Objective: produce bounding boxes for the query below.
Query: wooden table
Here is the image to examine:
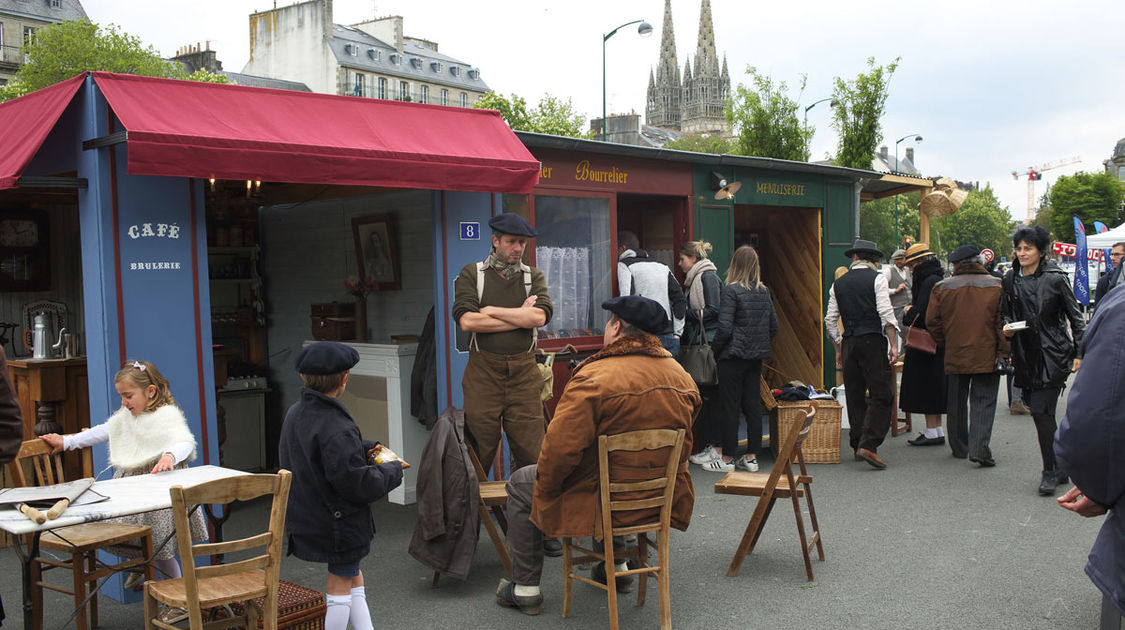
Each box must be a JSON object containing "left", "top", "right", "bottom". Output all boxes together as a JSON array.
[
  {"left": 7, "top": 358, "right": 90, "bottom": 480},
  {"left": 0, "top": 465, "right": 249, "bottom": 630}
]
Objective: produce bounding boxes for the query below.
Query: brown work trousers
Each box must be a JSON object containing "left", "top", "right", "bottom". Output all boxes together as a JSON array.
[{"left": 462, "top": 348, "right": 545, "bottom": 475}]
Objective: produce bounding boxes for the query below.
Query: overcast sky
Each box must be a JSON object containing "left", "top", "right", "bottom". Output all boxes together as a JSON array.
[{"left": 84, "top": 0, "right": 1125, "bottom": 227}]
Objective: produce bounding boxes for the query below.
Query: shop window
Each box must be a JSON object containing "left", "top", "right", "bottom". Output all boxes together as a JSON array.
[{"left": 533, "top": 195, "right": 612, "bottom": 337}]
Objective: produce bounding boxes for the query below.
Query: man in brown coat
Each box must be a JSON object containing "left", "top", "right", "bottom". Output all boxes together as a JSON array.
[
  {"left": 495, "top": 296, "right": 700, "bottom": 615},
  {"left": 926, "top": 245, "right": 1008, "bottom": 466}
]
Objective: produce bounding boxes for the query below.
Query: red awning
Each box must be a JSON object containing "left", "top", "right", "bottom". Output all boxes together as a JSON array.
[
  {"left": 91, "top": 72, "right": 540, "bottom": 193},
  {"left": 0, "top": 74, "right": 85, "bottom": 190}
]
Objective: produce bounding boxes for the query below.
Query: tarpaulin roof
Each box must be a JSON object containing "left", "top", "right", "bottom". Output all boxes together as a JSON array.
[
  {"left": 0, "top": 74, "right": 85, "bottom": 190},
  {"left": 0, "top": 72, "right": 540, "bottom": 193}
]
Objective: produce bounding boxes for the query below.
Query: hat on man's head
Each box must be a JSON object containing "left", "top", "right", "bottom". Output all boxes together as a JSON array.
[
  {"left": 891, "top": 248, "right": 906, "bottom": 261},
  {"left": 903, "top": 243, "right": 934, "bottom": 264},
  {"left": 844, "top": 239, "right": 883, "bottom": 259},
  {"left": 295, "top": 341, "right": 360, "bottom": 375},
  {"left": 948, "top": 244, "right": 981, "bottom": 263},
  {"left": 601, "top": 296, "right": 670, "bottom": 335},
  {"left": 488, "top": 213, "right": 537, "bottom": 238}
]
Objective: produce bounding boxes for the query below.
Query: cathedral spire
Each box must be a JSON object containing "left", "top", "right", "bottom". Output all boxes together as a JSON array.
[
  {"left": 656, "top": 0, "right": 678, "bottom": 85},
  {"left": 695, "top": 0, "right": 718, "bottom": 76}
]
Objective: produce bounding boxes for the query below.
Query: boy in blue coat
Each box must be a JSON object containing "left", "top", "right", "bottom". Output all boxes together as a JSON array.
[{"left": 279, "top": 341, "right": 405, "bottom": 630}]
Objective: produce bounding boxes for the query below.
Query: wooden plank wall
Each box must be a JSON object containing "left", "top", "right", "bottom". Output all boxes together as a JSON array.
[
  {"left": 733, "top": 205, "right": 823, "bottom": 388},
  {"left": 0, "top": 205, "right": 85, "bottom": 359}
]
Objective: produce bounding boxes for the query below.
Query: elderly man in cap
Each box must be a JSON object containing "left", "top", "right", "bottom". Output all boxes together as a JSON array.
[
  {"left": 927, "top": 245, "right": 1008, "bottom": 466},
  {"left": 884, "top": 248, "right": 912, "bottom": 349},
  {"left": 452, "top": 212, "right": 554, "bottom": 475},
  {"left": 824, "top": 239, "right": 899, "bottom": 469},
  {"left": 495, "top": 296, "right": 700, "bottom": 615},
  {"left": 280, "top": 341, "right": 406, "bottom": 630}
]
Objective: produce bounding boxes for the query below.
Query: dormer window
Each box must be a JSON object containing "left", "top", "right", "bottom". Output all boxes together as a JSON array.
[
  {"left": 449, "top": 65, "right": 461, "bottom": 77},
  {"left": 430, "top": 61, "right": 442, "bottom": 73},
  {"left": 367, "top": 48, "right": 380, "bottom": 60},
  {"left": 49, "top": 0, "right": 61, "bottom": 7},
  {"left": 389, "top": 53, "right": 401, "bottom": 65},
  {"left": 467, "top": 69, "right": 480, "bottom": 80},
  {"left": 410, "top": 57, "right": 422, "bottom": 69},
  {"left": 344, "top": 43, "right": 357, "bottom": 56}
]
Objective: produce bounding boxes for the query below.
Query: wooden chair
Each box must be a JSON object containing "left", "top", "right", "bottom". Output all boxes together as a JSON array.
[
  {"left": 8, "top": 438, "right": 155, "bottom": 630},
  {"left": 432, "top": 445, "right": 512, "bottom": 586},
  {"left": 143, "top": 470, "right": 292, "bottom": 630},
  {"left": 561, "top": 428, "right": 686, "bottom": 630},
  {"left": 714, "top": 406, "right": 825, "bottom": 581}
]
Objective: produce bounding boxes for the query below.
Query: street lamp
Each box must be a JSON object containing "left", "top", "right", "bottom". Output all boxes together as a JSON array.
[
  {"left": 893, "top": 133, "right": 923, "bottom": 246},
  {"left": 802, "top": 97, "right": 838, "bottom": 161},
  {"left": 602, "top": 19, "right": 653, "bottom": 142}
]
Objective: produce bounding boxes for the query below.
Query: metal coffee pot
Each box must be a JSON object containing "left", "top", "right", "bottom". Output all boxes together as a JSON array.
[{"left": 23, "top": 313, "right": 66, "bottom": 359}]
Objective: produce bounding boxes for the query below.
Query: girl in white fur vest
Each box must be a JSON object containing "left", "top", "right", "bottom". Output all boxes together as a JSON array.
[{"left": 43, "top": 360, "right": 204, "bottom": 624}]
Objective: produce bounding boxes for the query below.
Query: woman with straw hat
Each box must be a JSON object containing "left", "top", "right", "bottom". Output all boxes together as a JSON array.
[{"left": 900, "top": 243, "right": 949, "bottom": 447}]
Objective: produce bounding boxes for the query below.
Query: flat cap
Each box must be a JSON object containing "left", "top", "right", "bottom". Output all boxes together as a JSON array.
[
  {"left": 891, "top": 248, "right": 906, "bottom": 260},
  {"left": 295, "top": 341, "right": 359, "bottom": 375},
  {"left": 488, "top": 213, "right": 537, "bottom": 237},
  {"left": 601, "top": 296, "right": 670, "bottom": 335},
  {"left": 948, "top": 244, "right": 981, "bottom": 263}
]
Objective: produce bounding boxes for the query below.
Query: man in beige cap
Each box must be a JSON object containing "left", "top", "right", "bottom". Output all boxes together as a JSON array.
[{"left": 885, "top": 248, "right": 912, "bottom": 349}]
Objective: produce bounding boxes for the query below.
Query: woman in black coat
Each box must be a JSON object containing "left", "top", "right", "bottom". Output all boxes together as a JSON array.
[
  {"left": 703, "top": 245, "right": 778, "bottom": 473},
  {"left": 899, "top": 245, "right": 948, "bottom": 446},
  {"left": 679, "top": 240, "right": 725, "bottom": 466},
  {"left": 1002, "top": 225, "right": 1085, "bottom": 495}
]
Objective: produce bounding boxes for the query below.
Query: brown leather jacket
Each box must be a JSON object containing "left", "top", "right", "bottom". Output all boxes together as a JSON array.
[
  {"left": 0, "top": 348, "right": 24, "bottom": 463},
  {"left": 408, "top": 407, "right": 479, "bottom": 580},
  {"left": 926, "top": 263, "right": 1008, "bottom": 374},
  {"left": 531, "top": 335, "right": 700, "bottom": 540}
]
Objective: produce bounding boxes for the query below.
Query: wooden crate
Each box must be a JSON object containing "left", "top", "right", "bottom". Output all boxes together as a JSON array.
[
  {"left": 226, "top": 580, "right": 326, "bottom": 630},
  {"left": 769, "top": 399, "right": 842, "bottom": 464}
]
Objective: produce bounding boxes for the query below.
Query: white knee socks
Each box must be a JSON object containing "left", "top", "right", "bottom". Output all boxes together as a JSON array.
[
  {"left": 325, "top": 594, "right": 351, "bottom": 630},
  {"left": 349, "top": 586, "right": 374, "bottom": 630}
]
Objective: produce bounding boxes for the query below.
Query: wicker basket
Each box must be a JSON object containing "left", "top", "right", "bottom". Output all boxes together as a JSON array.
[
  {"left": 769, "top": 399, "right": 842, "bottom": 464},
  {"left": 225, "top": 580, "right": 326, "bottom": 630}
]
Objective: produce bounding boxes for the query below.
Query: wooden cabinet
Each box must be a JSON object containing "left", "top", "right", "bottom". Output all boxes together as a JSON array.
[{"left": 8, "top": 357, "right": 90, "bottom": 479}]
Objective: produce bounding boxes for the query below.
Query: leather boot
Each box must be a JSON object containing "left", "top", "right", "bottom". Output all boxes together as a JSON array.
[{"left": 1038, "top": 469, "right": 1061, "bottom": 496}]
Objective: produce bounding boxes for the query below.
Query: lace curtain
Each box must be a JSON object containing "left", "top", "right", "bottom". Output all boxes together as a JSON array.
[{"left": 534, "top": 196, "right": 611, "bottom": 336}]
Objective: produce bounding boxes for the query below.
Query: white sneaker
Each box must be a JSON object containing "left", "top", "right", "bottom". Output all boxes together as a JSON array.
[
  {"left": 735, "top": 456, "right": 759, "bottom": 472},
  {"left": 701, "top": 457, "right": 734, "bottom": 473},
  {"left": 689, "top": 445, "right": 720, "bottom": 465}
]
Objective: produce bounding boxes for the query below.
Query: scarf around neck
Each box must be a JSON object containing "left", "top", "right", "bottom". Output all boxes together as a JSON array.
[
  {"left": 488, "top": 248, "right": 523, "bottom": 280},
  {"left": 684, "top": 258, "right": 717, "bottom": 311}
]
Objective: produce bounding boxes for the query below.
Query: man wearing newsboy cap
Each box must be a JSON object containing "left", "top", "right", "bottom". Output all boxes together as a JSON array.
[
  {"left": 494, "top": 296, "right": 700, "bottom": 615},
  {"left": 451, "top": 213, "right": 554, "bottom": 477},
  {"left": 824, "top": 239, "right": 900, "bottom": 469}
]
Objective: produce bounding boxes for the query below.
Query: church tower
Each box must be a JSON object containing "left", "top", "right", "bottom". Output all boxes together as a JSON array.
[
  {"left": 645, "top": 0, "right": 730, "bottom": 135},
  {"left": 645, "top": 0, "right": 682, "bottom": 129}
]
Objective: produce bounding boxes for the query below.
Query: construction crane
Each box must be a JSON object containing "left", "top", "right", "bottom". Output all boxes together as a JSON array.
[{"left": 1012, "top": 156, "right": 1081, "bottom": 222}]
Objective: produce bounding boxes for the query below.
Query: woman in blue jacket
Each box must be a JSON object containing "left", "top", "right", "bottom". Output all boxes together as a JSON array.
[{"left": 702, "top": 245, "right": 778, "bottom": 473}]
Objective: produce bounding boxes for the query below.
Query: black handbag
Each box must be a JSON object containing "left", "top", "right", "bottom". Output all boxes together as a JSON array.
[{"left": 680, "top": 310, "right": 717, "bottom": 386}]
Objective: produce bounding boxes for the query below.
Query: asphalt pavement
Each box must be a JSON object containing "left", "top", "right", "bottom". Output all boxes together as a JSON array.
[{"left": 5, "top": 394, "right": 1110, "bottom": 629}]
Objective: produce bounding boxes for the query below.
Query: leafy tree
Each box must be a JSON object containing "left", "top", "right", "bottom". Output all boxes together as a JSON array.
[
  {"left": 931, "top": 187, "right": 1015, "bottom": 259},
  {"left": 831, "top": 57, "right": 900, "bottom": 170},
  {"left": 859, "top": 191, "right": 920, "bottom": 257},
  {"left": 0, "top": 20, "right": 224, "bottom": 101},
  {"left": 725, "top": 67, "right": 811, "bottom": 161},
  {"left": 663, "top": 133, "right": 732, "bottom": 154},
  {"left": 1048, "top": 171, "right": 1125, "bottom": 243},
  {"left": 528, "top": 95, "right": 586, "bottom": 138},
  {"left": 474, "top": 91, "right": 586, "bottom": 138}
]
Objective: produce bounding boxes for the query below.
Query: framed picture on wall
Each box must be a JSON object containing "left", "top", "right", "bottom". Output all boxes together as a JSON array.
[
  {"left": 351, "top": 213, "right": 401, "bottom": 290},
  {"left": 0, "top": 208, "right": 50, "bottom": 292}
]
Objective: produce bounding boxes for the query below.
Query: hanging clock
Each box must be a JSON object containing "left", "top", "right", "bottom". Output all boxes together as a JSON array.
[{"left": 0, "top": 209, "right": 50, "bottom": 292}]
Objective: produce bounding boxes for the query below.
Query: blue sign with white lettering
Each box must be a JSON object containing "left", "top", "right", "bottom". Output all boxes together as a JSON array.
[{"left": 460, "top": 221, "right": 481, "bottom": 240}]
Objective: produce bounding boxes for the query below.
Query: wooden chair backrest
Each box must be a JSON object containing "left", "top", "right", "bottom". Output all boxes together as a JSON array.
[
  {"left": 8, "top": 438, "right": 92, "bottom": 487},
  {"left": 596, "top": 428, "right": 685, "bottom": 538},
  {"left": 761, "top": 408, "right": 816, "bottom": 495},
  {"left": 169, "top": 470, "right": 292, "bottom": 603}
]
